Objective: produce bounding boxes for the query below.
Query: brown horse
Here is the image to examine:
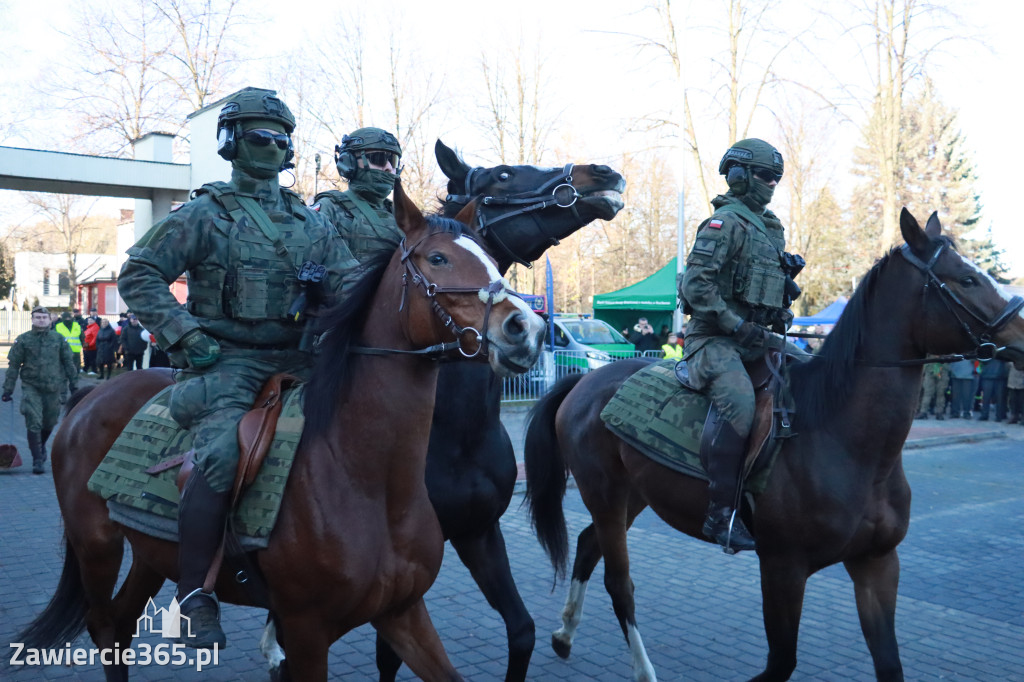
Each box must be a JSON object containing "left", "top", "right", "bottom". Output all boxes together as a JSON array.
[
  {"left": 17, "top": 181, "right": 545, "bottom": 682},
  {"left": 524, "top": 209, "right": 1024, "bottom": 682}
]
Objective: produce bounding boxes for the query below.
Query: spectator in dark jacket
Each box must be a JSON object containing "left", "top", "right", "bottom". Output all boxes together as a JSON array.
[
  {"left": 629, "top": 317, "right": 661, "bottom": 353},
  {"left": 978, "top": 359, "right": 1009, "bottom": 421},
  {"left": 119, "top": 314, "right": 148, "bottom": 371},
  {"left": 96, "top": 319, "right": 119, "bottom": 380}
]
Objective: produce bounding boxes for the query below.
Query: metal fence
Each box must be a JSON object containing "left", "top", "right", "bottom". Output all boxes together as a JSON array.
[
  {"left": 501, "top": 349, "right": 664, "bottom": 403},
  {"left": 0, "top": 310, "right": 33, "bottom": 342}
]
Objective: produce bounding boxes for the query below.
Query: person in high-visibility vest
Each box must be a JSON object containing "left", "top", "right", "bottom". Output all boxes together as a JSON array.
[
  {"left": 661, "top": 332, "right": 684, "bottom": 360},
  {"left": 54, "top": 311, "right": 83, "bottom": 373}
]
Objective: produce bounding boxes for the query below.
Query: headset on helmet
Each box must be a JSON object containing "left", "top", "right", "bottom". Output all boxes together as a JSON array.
[
  {"left": 718, "top": 138, "right": 784, "bottom": 195},
  {"left": 334, "top": 127, "right": 403, "bottom": 180},
  {"left": 216, "top": 88, "right": 297, "bottom": 169}
]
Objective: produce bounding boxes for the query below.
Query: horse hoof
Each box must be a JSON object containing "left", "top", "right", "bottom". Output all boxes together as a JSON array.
[{"left": 551, "top": 633, "right": 572, "bottom": 659}]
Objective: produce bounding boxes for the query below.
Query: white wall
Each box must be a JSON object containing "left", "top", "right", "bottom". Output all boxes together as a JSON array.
[{"left": 12, "top": 251, "right": 123, "bottom": 309}]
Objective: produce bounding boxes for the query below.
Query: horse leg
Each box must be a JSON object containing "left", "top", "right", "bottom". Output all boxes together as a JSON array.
[
  {"left": 260, "top": 615, "right": 287, "bottom": 682},
  {"left": 94, "top": 558, "right": 165, "bottom": 681},
  {"left": 844, "top": 550, "right": 904, "bottom": 682},
  {"left": 71, "top": 533, "right": 129, "bottom": 682},
  {"left": 448, "top": 522, "right": 534, "bottom": 682},
  {"left": 373, "top": 598, "right": 463, "bottom": 682},
  {"left": 750, "top": 556, "right": 809, "bottom": 682},
  {"left": 274, "top": 617, "right": 331, "bottom": 682},
  {"left": 553, "top": 496, "right": 646, "bottom": 660}
]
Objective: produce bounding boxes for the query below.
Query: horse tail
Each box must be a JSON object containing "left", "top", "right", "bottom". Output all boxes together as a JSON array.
[
  {"left": 18, "top": 535, "right": 88, "bottom": 649},
  {"left": 65, "top": 384, "right": 97, "bottom": 415},
  {"left": 524, "top": 372, "right": 585, "bottom": 580}
]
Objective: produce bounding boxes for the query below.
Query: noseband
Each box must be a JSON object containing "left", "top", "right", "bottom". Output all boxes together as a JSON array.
[
  {"left": 869, "top": 243, "right": 1024, "bottom": 367},
  {"left": 352, "top": 232, "right": 510, "bottom": 359},
  {"left": 446, "top": 163, "right": 584, "bottom": 266}
]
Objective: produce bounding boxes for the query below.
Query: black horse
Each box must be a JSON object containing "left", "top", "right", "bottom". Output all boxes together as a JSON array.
[{"left": 378, "top": 141, "right": 626, "bottom": 681}]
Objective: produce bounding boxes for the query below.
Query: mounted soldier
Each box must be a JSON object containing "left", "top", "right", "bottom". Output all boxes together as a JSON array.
[
  {"left": 679, "top": 138, "right": 804, "bottom": 552},
  {"left": 312, "top": 127, "right": 403, "bottom": 261},
  {"left": 118, "top": 87, "right": 360, "bottom": 649}
]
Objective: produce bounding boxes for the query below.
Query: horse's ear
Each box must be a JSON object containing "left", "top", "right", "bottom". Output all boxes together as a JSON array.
[
  {"left": 899, "top": 207, "right": 929, "bottom": 252},
  {"left": 435, "top": 139, "right": 469, "bottom": 186},
  {"left": 453, "top": 200, "right": 478, "bottom": 227},
  {"left": 924, "top": 211, "right": 942, "bottom": 239},
  {"left": 392, "top": 178, "right": 427, "bottom": 238}
]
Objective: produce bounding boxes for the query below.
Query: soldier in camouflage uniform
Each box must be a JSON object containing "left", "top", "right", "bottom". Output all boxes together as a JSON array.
[
  {"left": 2, "top": 307, "right": 78, "bottom": 474},
  {"left": 311, "top": 127, "right": 403, "bottom": 261},
  {"left": 679, "top": 138, "right": 803, "bottom": 553},
  {"left": 915, "top": 362, "right": 949, "bottom": 420},
  {"left": 118, "top": 88, "right": 360, "bottom": 649}
]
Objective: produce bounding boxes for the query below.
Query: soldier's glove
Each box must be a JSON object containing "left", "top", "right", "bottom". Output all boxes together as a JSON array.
[
  {"left": 170, "top": 330, "right": 221, "bottom": 369},
  {"left": 1, "top": 393, "right": 11, "bottom": 402},
  {"left": 732, "top": 321, "right": 767, "bottom": 349}
]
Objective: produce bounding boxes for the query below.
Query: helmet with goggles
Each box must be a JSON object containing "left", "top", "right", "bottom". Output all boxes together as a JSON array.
[
  {"left": 215, "top": 88, "right": 296, "bottom": 164},
  {"left": 335, "top": 127, "right": 402, "bottom": 180}
]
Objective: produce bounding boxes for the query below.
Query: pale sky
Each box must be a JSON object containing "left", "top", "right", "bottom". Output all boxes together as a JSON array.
[{"left": 2, "top": 0, "right": 1022, "bottom": 277}]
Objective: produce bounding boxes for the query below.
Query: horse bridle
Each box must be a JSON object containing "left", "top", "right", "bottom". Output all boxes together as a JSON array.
[
  {"left": 870, "top": 243, "right": 1024, "bottom": 367},
  {"left": 445, "top": 164, "right": 584, "bottom": 266},
  {"left": 352, "top": 231, "right": 510, "bottom": 360}
]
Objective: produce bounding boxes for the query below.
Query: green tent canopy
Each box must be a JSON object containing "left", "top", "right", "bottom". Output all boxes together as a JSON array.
[{"left": 592, "top": 258, "right": 680, "bottom": 336}]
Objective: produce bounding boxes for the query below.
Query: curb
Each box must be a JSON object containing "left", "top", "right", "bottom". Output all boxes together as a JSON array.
[{"left": 902, "top": 430, "right": 1008, "bottom": 450}]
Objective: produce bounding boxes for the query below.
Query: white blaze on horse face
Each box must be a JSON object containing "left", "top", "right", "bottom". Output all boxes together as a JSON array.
[
  {"left": 454, "top": 235, "right": 532, "bottom": 316},
  {"left": 966, "top": 258, "right": 1018, "bottom": 310}
]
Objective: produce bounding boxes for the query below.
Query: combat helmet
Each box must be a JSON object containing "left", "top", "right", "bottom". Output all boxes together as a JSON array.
[
  {"left": 335, "top": 127, "right": 402, "bottom": 180},
  {"left": 216, "top": 88, "right": 296, "bottom": 163},
  {"left": 718, "top": 138, "right": 784, "bottom": 194}
]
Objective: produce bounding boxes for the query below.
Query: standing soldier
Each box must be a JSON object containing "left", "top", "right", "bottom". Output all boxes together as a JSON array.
[
  {"left": 679, "top": 138, "right": 803, "bottom": 553},
  {"left": 311, "top": 127, "right": 403, "bottom": 261},
  {"left": 915, "top": 362, "right": 950, "bottom": 420},
  {"left": 2, "top": 307, "right": 78, "bottom": 474},
  {"left": 54, "top": 310, "right": 83, "bottom": 373},
  {"left": 118, "top": 88, "right": 360, "bottom": 649}
]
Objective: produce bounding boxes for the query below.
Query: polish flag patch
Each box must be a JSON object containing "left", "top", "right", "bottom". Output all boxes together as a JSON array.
[
  {"left": 708, "top": 219, "right": 723, "bottom": 229},
  {"left": 311, "top": 202, "right": 321, "bottom": 212}
]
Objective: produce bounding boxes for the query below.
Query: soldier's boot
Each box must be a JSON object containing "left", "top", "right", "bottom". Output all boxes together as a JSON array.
[
  {"left": 700, "top": 418, "right": 757, "bottom": 553},
  {"left": 39, "top": 428, "right": 52, "bottom": 464},
  {"left": 27, "top": 431, "right": 44, "bottom": 475},
  {"left": 176, "top": 469, "right": 229, "bottom": 649}
]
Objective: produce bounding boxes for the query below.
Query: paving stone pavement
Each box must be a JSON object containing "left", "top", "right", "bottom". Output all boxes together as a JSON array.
[{"left": 0, "top": 380, "right": 1022, "bottom": 680}]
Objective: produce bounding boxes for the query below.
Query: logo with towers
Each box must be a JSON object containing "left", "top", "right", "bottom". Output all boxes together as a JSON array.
[{"left": 134, "top": 597, "right": 194, "bottom": 639}]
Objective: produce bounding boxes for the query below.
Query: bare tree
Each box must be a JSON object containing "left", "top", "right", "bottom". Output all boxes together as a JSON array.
[{"left": 21, "top": 194, "right": 107, "bottom": 306}]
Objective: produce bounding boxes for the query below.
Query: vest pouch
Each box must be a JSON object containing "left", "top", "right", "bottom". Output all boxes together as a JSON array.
[
  {"left": 229, "top": 268, "right": 271, "bottom": 320},
  {"left": 741, "top": 262, "right": 787, "bottom": 309}
]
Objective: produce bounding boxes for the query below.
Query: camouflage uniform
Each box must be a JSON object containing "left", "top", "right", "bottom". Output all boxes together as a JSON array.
[
  {"left": 3, "top": 327, "right": 78, "bottom": 471},
  {"left": 119, "top": 171, "right": 359, "bottom": 492},
  {"left": 917, "top": 363, "right": 950, "bottom": 419},
  {"left": 312, "top": 189, "right": 401, "bottom": 262},
  {"left": 313, "top": 126, "right": 403, "bottom": 262},
  {"left": 679, "top": 138, "right": 799, "bottom": 553}
]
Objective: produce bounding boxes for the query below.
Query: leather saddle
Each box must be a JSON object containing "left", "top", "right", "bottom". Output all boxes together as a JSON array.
[
  {"left": 674, "top": 350, "right": 790, "bottom": 479},
  {"left": 145, "top": 372, "right": 302, "bottom": 508}
]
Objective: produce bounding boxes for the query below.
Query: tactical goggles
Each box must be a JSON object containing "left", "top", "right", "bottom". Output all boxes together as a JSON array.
[
  {"left": 752, "top": 167, "right": 783, "bottom": 183},
  {"left": 363, "top": 150, "right": 400, "bottom": 168},
  {"left": 241, "top": 129, "right": 290, "bottom": 150}
]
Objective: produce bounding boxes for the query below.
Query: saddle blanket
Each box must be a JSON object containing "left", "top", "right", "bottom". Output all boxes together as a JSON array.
[
  {"left": 599, "top": 359, "right": 776, "bottom": 494},
  {"left": 86, "top": 384, "right": 305, "bottom": 549}
]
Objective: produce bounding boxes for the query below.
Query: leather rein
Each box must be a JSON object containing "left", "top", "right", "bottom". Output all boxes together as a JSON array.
[
  {"left": 445, "top": 163, "right": 583, "bottom": 266},
  {"left": 351, "top": 232, "right": 510, "bottom": 360},
  {"left": 866, "top": 243, "right": 1024, "bottom": 367}
]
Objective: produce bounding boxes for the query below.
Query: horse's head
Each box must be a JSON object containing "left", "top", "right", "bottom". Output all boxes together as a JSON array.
[
  {"left": 436, "top": 140, "right": 625, "bottom": 271},
  {"left": 899, "top": 208, "right": 1024, "bottom": 369},
  {"left": 392, "top": 179, "right": 546, "bottom": 376}
]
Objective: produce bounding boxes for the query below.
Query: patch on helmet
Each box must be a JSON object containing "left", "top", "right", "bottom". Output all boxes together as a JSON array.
[{"left": 709, "top": 219, "right": 723, "bottom": 229}]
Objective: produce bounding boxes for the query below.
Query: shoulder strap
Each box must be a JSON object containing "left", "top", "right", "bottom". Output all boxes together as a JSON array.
[
  {"left": 715, "top": 202, "right": 783, "bottom": 257},
  {"left": 199, "top": 182, "right": 290, "bottom": 260},
  {"left": 339, "top": 189, "right": 385, "bottom": 227}
]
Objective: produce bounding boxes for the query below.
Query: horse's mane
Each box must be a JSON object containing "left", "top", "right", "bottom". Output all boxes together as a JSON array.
[
  {"left": 788, "top": 235, "right": 955, "bottom": 428},
  {"left": 302, "top": 214, "right": 479, "bottom": 440}
]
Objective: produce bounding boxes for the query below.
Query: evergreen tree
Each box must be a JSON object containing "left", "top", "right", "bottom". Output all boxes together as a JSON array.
[{"left": 0, "top": 241, "right": 13, "bottom": 300}]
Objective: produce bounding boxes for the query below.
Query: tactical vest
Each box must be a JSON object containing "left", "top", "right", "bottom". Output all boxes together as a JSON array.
[
  {"left": 315, "top": 189, "right": 400, "bottom": 262},
  {"left": 713, "top": 203, "right": 787, "bottom": 312},
  {"left": 55, "top": 321, "right": 83, "bottom": 353},
  {"left": 188, "top": 182, "right": 309, "bottom": 323}
]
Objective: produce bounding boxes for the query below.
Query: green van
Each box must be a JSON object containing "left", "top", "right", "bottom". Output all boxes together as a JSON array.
[{"left": 549, "top": 315, "right": 637, "bottom": 372}]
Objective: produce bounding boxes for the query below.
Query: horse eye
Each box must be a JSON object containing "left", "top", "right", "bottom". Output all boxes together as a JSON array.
[
  {"left": 498, "top": 171, "right": 511, "bottom": 181},
  {"left": 959, "top": 275, "right": 978, "bottom": 287},
  {"left": 428, "top": 253, "right": 448, "bottom": 266}
]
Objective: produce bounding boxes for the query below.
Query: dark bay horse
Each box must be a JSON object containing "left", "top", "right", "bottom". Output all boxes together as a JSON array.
[
  {"left": 367, "top": 140, "right": 625, "bottom": 682},
  {"left": 18, "top": 181, "right": 545, "bottom": 681},
  {"left": 524, "top": 209, "right": 1024, "bottom": 681}
]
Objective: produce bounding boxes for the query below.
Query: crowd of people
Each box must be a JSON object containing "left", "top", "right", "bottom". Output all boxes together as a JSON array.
[
  {"left": 916, "top": 358, "right": 1024, "bottom": 424},
  {"left": 49, "top": 307, "right": 170, "bottom": 378}
]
